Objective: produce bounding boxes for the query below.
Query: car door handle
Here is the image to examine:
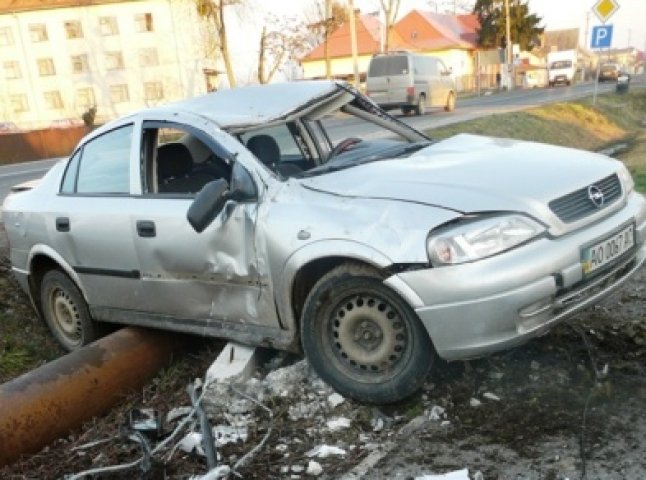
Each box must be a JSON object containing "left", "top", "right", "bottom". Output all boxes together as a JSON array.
[
  {"left": 56, "top": 217, "right": 70, "bottom": 232},
  {"left": 136, "top": 220, "right": 156, "bottom": 238}
]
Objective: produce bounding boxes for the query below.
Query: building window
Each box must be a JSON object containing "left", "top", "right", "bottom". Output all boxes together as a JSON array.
[
  {"left": 110, "top": 84, "right": 129, "bottom": 103},
  {"left": 29, "top": 24, "right": 48, "bottom": 42},
  {"left": 0, "top": 27, "right": 13, "bottom": 46},
  {"left": 71, "top": 54, "right": 89, "bottom": 73},
  {"left": 37, "top": 58, "right": 56, "bottom": 76},
  {"left": 105, "top": 51, "right": 124, "bottom": 70},
  {"left": 99, "top": 16, "right": 118, "bottom": 36},
  {"left": 64, "top": 20, "right": 83, "bottom": 39},
  {"left": 76, "top": 87, "right": 95, "bottom": 108},
  {"left": 10, "top": 94, "right": 29, "bottom": 113},
  {"left": 144, "top": 81, "right": 164, "bottom": 101},
  {"left": 44, "top": 90, "right": 64, "bottom": 109},
  {"left": 138, "top": 48, "right": 159, "bottom": 67},
  {"left": 3, "top": 61, "right": 21, "bottom": 79},
  {"left": 134, "top": 13, "right": 153, "bottom": 32}
]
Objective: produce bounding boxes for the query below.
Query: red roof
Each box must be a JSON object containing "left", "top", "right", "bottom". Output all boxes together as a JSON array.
[
  {"left": 394, "top": 10, "right": 478, "bottom": 51},
  {"left": 302, "top": 13, "right": 406, "bottom": 61},
  {"left": 302, "top": 9, "right": 480, "bottom": 62}
]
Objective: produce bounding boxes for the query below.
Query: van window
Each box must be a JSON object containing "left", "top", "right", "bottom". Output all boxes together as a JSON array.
[
  {"left": 428, "top": 58, "right": 440, "bottom": 76},
  {"left": 368, "top": 56, "right": 409, "bottom": 77}
]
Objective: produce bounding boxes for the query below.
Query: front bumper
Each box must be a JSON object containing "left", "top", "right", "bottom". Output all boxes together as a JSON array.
[{"left": 387, "top": 194, "right": 646, "bottom": 361}]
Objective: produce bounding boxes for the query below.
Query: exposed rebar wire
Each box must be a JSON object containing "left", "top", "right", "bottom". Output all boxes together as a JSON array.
[{"left": 230, "top": 384, "right": 274, "bottom": 476}]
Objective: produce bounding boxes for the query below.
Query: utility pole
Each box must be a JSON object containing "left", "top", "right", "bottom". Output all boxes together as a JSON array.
[
  {"left": 348, "top": 0, "right": 360, "bottom": 89},
  {"left": 504, "top": 0, "right": 513, "bottom": 89}
]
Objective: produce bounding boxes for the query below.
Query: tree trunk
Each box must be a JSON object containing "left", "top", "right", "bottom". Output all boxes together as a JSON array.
[
  {"left": 217, "top": 2, "right": 237, "bottom": 88},
  {"left": 258, "top": 26, "right": 267, "bottom": 83},
  {"left": 324, "top": 0, "right": 331, "bottom": 79}
]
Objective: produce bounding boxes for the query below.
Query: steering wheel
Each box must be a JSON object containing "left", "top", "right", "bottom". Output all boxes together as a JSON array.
[{"left": 328, "top": 137, "right": 362, "bottom": 160}]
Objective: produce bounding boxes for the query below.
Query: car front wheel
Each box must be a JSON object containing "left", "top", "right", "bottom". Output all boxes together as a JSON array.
[
  {"left": 40, "top": 270, "right": 101, "bottom": 351},
  {"left": 301, "top": 263, "right": 434, "bottom": 404}
]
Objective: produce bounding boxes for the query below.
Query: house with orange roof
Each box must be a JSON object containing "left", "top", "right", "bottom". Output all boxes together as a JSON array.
[
  {"left": 300, "top": 9, "right": 500, "bottom": 92},
  {"left": 300, "top": 12, "right": 405, "bottom": 82}
]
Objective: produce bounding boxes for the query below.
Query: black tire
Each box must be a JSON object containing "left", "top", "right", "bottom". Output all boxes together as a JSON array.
[
  {"left": 40, "top": 270, "right": 101, "bottom": 351},
  {"left": 301, "top": 263, "right": 435, "bottom": 404},
  {"left": 444, "top": 92, "right": 455, "bottom": 112},
  {"left": 414, "top": 94, "right": 426, "bottom": 116},
  {"left": 401, "top": 106, "right": 413, "bottom": 116}
]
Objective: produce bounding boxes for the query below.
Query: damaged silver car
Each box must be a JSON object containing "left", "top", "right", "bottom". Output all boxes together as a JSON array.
[{"left": 3, "top": 81, "right": 645, "bottom": 403}]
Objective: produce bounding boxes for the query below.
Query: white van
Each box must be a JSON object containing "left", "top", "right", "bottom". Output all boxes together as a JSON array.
[{"left": 366, "top": 52, "right": 456, "bottom": 115}]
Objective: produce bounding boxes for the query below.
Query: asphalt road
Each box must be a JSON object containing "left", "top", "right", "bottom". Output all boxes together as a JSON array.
[{"left": 1, "top": 77, "right": 643, "bottom": 206}]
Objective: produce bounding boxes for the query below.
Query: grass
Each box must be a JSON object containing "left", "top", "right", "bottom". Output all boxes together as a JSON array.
[{"left": 427, "top": 89, "right": 646, "bottom": 192}]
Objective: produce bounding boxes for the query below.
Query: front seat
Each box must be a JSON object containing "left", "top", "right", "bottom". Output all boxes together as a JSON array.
[
  {"left": 157, "top": 143, "right": 215, "bottom": 193},
  {"left": 246, "top": 134, "right": 280, "bottom": 171}
]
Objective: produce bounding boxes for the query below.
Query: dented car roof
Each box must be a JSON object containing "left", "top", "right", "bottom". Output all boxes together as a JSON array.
[{"left": 152, "top": 80, "right": 343, "bottom": 129}]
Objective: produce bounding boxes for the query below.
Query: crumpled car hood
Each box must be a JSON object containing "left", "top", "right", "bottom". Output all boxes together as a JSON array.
[{"left": 302, "top": 134, "right": 622, "bottom": 224}]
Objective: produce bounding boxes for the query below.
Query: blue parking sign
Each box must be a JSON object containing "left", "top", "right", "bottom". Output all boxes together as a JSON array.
[{"left": 591, "top": 25, "right": 613, "bottom": 48}]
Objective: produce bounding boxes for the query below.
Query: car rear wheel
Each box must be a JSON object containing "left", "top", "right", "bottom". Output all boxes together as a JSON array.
[
  {"left": 301, "top": 263, "right": 434, "bottom": 404},
  {"left": 414, "top": 94, "right": 426, "bottom": 116},
  {"left": 444, "top": 92, "right": 456, "bottom": 112},
  {"left": 40, "top": 270, "right": 101, "bottom": 351}
]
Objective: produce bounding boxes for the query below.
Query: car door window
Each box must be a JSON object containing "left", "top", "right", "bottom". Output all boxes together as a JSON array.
[
  {"left": 73, "top": 125, "right": 133, "bottom": 194},
  {"left": 240, "top": 123, "right": 311, "bottom": 175},
  {"left": 60, "top": 149, "right": 81, "bottom": 194},
  {"left": 142, "top": 123, "right": 231, "bottom": 195}
]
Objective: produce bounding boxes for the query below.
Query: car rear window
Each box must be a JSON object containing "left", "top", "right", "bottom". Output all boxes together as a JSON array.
[{"left": 368, "top": 56, "right": 409, "bottom": 77}]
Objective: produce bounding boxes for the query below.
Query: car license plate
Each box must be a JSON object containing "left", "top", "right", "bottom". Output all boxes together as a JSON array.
[{"left": 581, "top": 224, "right": 635, "bottom": 275}]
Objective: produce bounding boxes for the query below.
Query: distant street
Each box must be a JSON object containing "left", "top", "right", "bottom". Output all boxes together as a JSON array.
[{"left": 1, "top": 76, "right": 643, "bottom": 206}]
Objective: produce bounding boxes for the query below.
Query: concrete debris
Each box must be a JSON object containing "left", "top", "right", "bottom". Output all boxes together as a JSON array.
[
  {"left": 483, "top": 392, "right": 501, "bottom": 401},
  {"left": 213, "top": 425, "right": 248, "bottom": 446},
  {"left": 326, "top": 417, "right": 351, "bottom": 431},
  {"left": 306, "top": 460, "right": 323, "bottom": 476},
  {"left": 291, "top": 464, "right": 305, "bottom": 473},
  {"left": 289, "top": 400, "right": 323, "bottom": 421},
  {"left": 328, "top": 393, "right": 345, "bottom": 408},
  {"left": 306, "top": 445, "right": 347, "bottom": 458},
  {"left": 189, "top": 465, "right": 231, "bottom": 480},
  {"left": 473, "top": 470, "right": 484, "bottom": 480},
  {"left": 166, "top": 406, "right": 193, "bottom": 424},
  {"left": 469, "top": 398, "right": 482, "bottom": 407},
  {"left": 275, "top": 443, "right": 289, "bottom": 452},
  {"left": 178, "top": 432, "right": 206, "bottom": 456},
  {"left": 205, "top": 342, "right": 258, "bottom": 385},
  {"left": 415, "top": 468, "right": 470, "bottom": 479},
  {"left": 427, "top": 405, "right": 446, "bottom": 421},
  {"left": 371, "top": 417, "right": 384, "bottom": 432}
]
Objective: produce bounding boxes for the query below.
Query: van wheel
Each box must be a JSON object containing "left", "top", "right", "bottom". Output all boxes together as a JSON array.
[
  {"left": 401, "top": 106, "right": 413, "bottom": 116},
  {"left": 414, "top": 95, "right": 426, "bottom": 116},
  {"left": 301, "top": 263, "right": 435, "bottom": 404},
  {"left": 444, "top": 92, "right": 456, "bottom": 112},
  {"left": 40, "top": 270, "right": 102, "bottom": 351}
]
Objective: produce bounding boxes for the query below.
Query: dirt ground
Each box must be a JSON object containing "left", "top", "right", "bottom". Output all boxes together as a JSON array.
[{"left": 1, "top": 217, "right": 645, "bottom": 479}]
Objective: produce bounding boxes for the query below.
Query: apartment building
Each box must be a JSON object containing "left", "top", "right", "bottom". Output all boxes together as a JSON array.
[{"left": 0, "top": 0, "right": 219, "bottom": 129}]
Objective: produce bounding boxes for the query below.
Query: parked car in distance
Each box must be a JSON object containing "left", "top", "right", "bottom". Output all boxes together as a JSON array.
[
  {"left": 547, "top": 49, "right": 577, "bottom": 87},
  {"left": 366, "top": 51, "right": 456, "bottom": 115},
  {"left": 3, "top": 81, "right": 645, "bottom": 404},
  {"left": 599, "top": 63, "right": 621, "bottom": 83}
]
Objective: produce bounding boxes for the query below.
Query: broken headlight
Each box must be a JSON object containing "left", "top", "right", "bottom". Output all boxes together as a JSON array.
[{"left": 427, "top": 214, "right": 545, "bottom": 266}]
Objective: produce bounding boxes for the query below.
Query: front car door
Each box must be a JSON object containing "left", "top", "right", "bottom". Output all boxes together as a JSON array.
[{"left": 120, "top": 117, "right": 282, "bottom": 340}]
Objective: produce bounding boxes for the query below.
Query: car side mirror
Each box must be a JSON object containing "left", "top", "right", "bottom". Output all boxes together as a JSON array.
[{"left": 187, "top": 178, "right": 230, "bottom": 233}]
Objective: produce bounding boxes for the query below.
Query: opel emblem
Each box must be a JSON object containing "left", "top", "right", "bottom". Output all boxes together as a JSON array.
[{"left": 588, "top": 185, "right": 605, "bottom": 208}]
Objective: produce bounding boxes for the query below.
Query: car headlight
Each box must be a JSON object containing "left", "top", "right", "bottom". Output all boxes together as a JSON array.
[
  {"left": 617, "top": 164, "right": 634, "bottom": 195},
  {"left": 427, "top": 215, "right": 545, "bottom": 266}
]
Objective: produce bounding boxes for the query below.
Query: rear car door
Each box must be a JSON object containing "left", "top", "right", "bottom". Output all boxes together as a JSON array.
[
  {"left": 54, "top": 124, "right": 143, "bottom": 310},
  {"left": 366, "top": 56, "right": 389, "bottom": 106},
  {"left": 387, "top": 55, "right": 412, "bottom": 105}
]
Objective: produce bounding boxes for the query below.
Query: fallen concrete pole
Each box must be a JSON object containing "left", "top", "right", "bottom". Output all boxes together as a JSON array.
[{"left": 0, "top": 327, "right": 185, "bottom": 467}]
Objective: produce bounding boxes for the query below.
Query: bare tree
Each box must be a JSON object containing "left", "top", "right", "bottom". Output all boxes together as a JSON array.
[
  {"left": 380, "top": 0, "right": 401, "bottom": 52},
  {"left": 196, "top": 0, "right": 241, "bottom": 88},
  {"left": 427, "top": 0, "right": 475, "bottom": 14},
  {"left": 257, "top": 15, "right": 310, "bottom": 84},
  {"left": 306, "top": 0, "right": 348, "bottom": 78}
]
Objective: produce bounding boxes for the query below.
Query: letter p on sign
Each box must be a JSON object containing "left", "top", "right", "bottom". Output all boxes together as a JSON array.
[{"left": 591, "top": 25, "right": 613, "bottom": 49}]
